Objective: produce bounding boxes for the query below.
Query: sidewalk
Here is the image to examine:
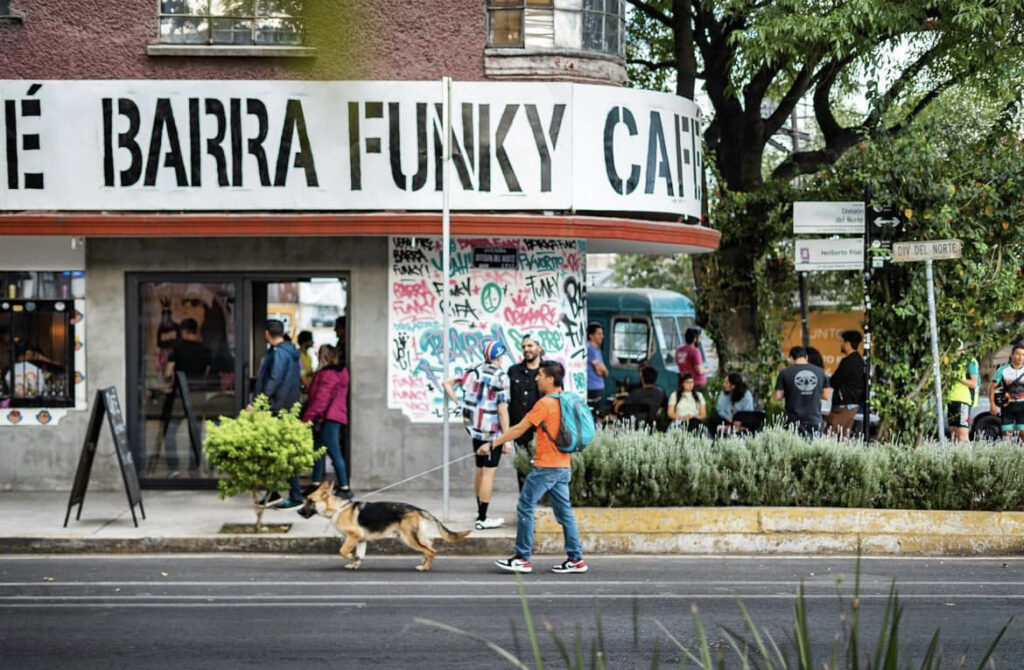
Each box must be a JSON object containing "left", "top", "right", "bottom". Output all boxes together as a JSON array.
[{"left": 0, "top": 485, "right": 519, "bottom": 555}]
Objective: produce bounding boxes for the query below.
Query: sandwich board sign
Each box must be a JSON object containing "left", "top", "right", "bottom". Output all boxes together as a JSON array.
[
  {"left": 891, "top": 239, "right": 962, "bottom": 263},
  {"left": 64, "top": 387, "right": 146, "bottom": 528},
  {"left": 793, "top": 201, "right": 865, "bottom": 234}
]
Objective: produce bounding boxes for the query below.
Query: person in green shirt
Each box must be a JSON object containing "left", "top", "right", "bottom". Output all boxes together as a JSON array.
[{"left": 945, "top": 340, "right": 978, "bottom": 443}]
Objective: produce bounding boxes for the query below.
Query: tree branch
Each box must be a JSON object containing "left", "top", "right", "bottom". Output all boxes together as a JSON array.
[
  {"left": 627, "top": 58, "right": 678, "bottom": 70},
  {"left": 625, "top": 0, "right": 672, "bottom": 28}
]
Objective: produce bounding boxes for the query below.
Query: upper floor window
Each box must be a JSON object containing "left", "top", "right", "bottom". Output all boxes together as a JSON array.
[
  {"left": 487, "top": 0, "right": 623, "bottom": 57},
  {"left": 159, "top": 0, "right": 304, "bottom": 46}
]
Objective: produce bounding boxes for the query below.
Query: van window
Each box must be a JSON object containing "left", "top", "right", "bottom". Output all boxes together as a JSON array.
[
  {"left": 611, "top": 318, "right": 651, "bottom": 365},
  {"left": 654, "top": 316, "right": 681, "bottom": 366}
]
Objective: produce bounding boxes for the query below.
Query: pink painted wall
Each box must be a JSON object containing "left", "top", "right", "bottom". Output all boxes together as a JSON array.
[{"left": 0, "top": 0, "right": 486, "bottom": 81}]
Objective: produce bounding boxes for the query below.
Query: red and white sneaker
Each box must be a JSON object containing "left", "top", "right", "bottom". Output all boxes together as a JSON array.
[
  {"left": 551, "top": 558, "right": 588, "bottom": 574},
  {"left": 495, "top": 556, "right": 533, "bottom": 574}
]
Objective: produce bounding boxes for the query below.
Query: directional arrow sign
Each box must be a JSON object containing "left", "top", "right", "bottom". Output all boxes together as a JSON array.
[{"left": 891, "top": 239, "right": 962, "bottom": 263}]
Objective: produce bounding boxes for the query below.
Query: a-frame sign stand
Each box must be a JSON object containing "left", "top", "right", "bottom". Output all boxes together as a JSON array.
[{"left": 64, "top": 387, "right": 146, "bottom": 528}]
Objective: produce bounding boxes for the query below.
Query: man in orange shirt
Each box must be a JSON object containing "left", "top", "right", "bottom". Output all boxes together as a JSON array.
[{"left": 482, "top": 360, "right": 587, "bottom": 574}]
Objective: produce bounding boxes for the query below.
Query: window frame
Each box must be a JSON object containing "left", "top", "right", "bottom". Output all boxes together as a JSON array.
[
  {"left": 485, "top": 0, "right": 624, "bottom": 57},
  {"left": 1, "top": 299, "right": 77, "bottom": 409},
  {"left": 610, "top": 316, "right": 653, "bottom": 367},
  {"left": 156, "top": 0, "right": 305, "bottom": 47}
]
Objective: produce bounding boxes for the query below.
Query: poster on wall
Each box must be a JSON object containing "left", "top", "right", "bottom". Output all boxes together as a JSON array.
[{"left": 388, "top": 236, "right": 587, "bottom": 423}]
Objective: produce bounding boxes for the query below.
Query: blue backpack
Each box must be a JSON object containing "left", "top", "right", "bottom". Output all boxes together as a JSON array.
[{"left": 540, "top": 392, "right": 596, "bottom": 453}]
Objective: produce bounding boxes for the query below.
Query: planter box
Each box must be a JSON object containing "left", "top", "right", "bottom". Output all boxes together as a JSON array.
[{"left": 534, "top": 507, "right": 1024, "bottom": 555}]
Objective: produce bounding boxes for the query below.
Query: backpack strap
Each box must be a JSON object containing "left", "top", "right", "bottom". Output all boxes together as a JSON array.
[{"left": 538, "top": 393, "right": 561, "bottom": 444}]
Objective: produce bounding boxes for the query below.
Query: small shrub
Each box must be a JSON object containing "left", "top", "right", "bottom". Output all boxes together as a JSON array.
[{"left": 205, "top": 395, "right": 323, "bottom": 530}]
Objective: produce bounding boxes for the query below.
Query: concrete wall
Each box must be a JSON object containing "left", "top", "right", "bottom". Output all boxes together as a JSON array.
[{"left": 0, "top": 236, "right": 471, "bottom": 491}]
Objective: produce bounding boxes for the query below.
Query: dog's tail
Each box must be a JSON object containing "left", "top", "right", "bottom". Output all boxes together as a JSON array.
[{"left": 423, "top": 511, "right": 472, "bottom": 543}]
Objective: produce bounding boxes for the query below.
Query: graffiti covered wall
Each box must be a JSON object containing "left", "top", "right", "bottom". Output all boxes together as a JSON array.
[{"left": 388, "top": 236, "right": 586, "bottom": 422}]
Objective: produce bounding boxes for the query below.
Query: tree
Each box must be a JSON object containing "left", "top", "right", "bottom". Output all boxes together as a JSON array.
[
  {"left": 625, "top": 0, "right": 1024, "bottom": 372},
  {"left": 205, "top": 396, "right": 322, "bottom": 531}
]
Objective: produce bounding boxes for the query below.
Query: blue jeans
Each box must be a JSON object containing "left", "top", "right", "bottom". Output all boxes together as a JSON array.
[
  {"left": 289, "top": 421, "right": 348, "bottom": 502},
  {"left": 514, "top": 466, "right": 582, "bottom": 563}
]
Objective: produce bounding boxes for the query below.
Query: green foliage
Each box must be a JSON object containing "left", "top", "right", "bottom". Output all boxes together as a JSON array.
[
  {"left": 517, "top": 426, "right": 1024, "bottom": 510},
  {"left": 419, "top": 561, "right": 1012, "bottom": 669},
  {"left": 205, "top": 395, "right": 322, "bottom": 528}
]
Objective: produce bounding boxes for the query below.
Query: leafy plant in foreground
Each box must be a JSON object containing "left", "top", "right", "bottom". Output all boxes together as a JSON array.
[{"left": 418, "top": 556, "right": 1012, "bottom": 669}]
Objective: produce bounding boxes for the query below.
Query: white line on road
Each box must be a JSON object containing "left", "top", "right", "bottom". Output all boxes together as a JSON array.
[{"left": 1, "top": 580, "right": 1021, "bottom": 588}]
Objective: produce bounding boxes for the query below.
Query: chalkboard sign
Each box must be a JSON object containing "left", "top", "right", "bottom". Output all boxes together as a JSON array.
[{"left": 64, "top": 387, "right": 145, "bottom": 527}]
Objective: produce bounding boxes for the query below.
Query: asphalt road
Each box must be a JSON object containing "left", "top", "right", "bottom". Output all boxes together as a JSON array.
[{"left": 1, "top": 554, "right": 1022, "bottom": 669}]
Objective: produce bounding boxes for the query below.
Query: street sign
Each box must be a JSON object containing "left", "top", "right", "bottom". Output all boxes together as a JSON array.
[
  {"left": 891, "top": 239, "right": 962, "bottom": 263},
  {"left": 794, "top": 238, "right": 864, "bottom": 271},
  {"left": 793, "top": 201, "right": 865, "bottom": 234}
]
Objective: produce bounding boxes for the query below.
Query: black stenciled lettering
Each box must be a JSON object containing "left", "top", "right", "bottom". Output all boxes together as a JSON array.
[
  {"left": 102, "top": 98, "right": 114, "bottom": 186},
  {"left": 478, "top": 103, "right": 490, "bottom": 192},
  {"left": 603, "top": 107, "right": 640, "bottom": 195},
  {"left": 188, "top": 98, "right": 201, "bottom": 187},
  {"left": 4, "top": 100, "right": 17, "bottom": 189},
  {"left": 117, "top": 98, "right": 143, "bottom": 187},
  {"left": 674, "top": 114, "right": 685, "bottom": 199},
  {"left": 431, "top": 102, "right": 444, "bottom": 191},
  {"left": 448, "top": 102, "right": 475, "bottom": 190},
  {"left": 494, "top": 104, "right": 521, "bottom": 193},
  {"left": 348, "top": 101, "right": 361, "bottom": 190},
  {"left": 246, "top": 99, "right": 271, "bottom": 187},
  {"left": 144, "top": 98, "right": 188, "bottom": 187},
  {"left": 205, "top": 99, "right": 229, "bottom": 187},
  {"left": 273, "top": 99, "right": 318, "bottom": 187},
  {"left": 524, "top": 103, "right": 565, "bottom": 193},
  {"left": 388, "top": 101, "right": 408, "bottom": 190},
  {"left": 411, "top": 102, "right": 429, "bottom": 191},
  {"left": 230, "top": 98, "right": 242, "bottom": 186},
  {"left": 645, "top": 111, "right": 673, "bottom": 196}
]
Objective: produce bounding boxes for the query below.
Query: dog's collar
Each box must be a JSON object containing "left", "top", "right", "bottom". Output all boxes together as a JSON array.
[{"left": 329, "top": 499, "right": 355, "bottom": 524}]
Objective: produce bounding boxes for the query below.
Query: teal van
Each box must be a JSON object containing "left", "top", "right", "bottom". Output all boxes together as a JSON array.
[{"left": 586, "top": 288, "right": 716, "bottom": 398}]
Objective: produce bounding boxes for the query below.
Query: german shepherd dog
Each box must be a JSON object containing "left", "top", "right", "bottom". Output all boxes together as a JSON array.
[{"left": 297, "top": 482, "right": 472, "bottom": 571}]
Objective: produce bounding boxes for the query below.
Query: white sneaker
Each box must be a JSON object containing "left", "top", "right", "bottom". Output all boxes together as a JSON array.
[{"left": 475, "top": 517, "right": 504, "bottom": 530}]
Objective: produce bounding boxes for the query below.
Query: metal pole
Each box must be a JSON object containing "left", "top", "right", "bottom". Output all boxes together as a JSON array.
[
  {"left": 441, "top": 76, "right": 452, "bottom": 519},
  {"left": 925, "top": 259, "right": 946, "bottom": 446},
  {"left": 798, "top": 271, "right": 810, "bottom": 348},
  {"left": 862, "top": 185, "right": 872, "bottom": 441}
]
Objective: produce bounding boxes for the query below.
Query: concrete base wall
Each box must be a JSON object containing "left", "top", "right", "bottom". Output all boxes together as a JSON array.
[
  {"left": 0, "top": 236, "right": 469, "bottom": 491},
  {"left": 535, "top": 507, "right": 1024, "bottom": 555}
]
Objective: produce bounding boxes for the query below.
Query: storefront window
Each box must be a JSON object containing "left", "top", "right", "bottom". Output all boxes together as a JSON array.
[{"left": 0, "top": 271, "right": 84, "bottom": 409}]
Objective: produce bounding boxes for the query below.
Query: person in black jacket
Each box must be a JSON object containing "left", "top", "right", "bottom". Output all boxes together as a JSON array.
[
  {"left": 826, "top": 330, "right": 865, "bottom": 437},
  {"left": 507, "top": 335, "right": 542, "bottom": 490}
]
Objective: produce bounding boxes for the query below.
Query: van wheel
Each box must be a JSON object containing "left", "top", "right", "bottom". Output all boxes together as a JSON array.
[{"left": 971, "top": 415, "right": 1002, "bottom": 442}]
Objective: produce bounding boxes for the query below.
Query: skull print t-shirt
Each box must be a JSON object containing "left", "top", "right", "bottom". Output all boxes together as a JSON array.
[{"left": 774, "top": 363, "right": 829, "bottom": 425}]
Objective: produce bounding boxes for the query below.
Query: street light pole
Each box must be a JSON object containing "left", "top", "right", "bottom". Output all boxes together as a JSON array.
[{"left": 440, "top": 76, "right": 452, "bottom": 519}]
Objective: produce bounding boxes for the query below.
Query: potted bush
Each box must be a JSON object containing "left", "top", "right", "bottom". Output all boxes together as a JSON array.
[{"left": 205, "top": 395, "right": 323, "bottom": 532}]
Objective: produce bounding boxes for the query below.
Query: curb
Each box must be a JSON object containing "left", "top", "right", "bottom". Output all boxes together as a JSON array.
[
  {"left": 0, "top": 535, "right": 515, "bottom": 555},
  {"left": 533, "top": 507, "right": 1024, "bottom": 556}
]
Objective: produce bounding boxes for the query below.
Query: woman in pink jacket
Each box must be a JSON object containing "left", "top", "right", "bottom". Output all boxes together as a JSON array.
[{"left": 301, "top": 344, "right": 351, "bottom": 498}]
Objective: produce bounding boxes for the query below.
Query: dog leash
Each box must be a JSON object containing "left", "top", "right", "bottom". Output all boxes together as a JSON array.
[{"left": 358, "top": 451, "right": 478, "bottom": 500}]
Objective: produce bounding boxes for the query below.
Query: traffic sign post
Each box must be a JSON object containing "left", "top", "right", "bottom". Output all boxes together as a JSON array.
[{"left": 892, "top": 238, "right": 963, "bottom": 446}]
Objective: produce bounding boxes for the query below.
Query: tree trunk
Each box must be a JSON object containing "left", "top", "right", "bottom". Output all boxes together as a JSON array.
[
  {"left": 692, "top": 242, "right": 761, "bottom": 371},
  {"left": 252, "top": 491, "right": 265, "bottom": 532}
]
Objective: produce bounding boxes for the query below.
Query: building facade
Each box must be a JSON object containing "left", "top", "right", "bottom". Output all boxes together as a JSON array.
[{"left": 0, "top": 0, "right": 718, "bottom": 491}]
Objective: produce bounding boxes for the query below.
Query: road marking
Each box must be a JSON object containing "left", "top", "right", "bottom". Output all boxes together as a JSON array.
[
  {"left": 1, "top": 580, "right": 1022, "bottom": 588},
  {"left": 3, "top": 593, "right": 1024, "bottom": 603},
  {"left": 0, "top": 602, "right": 367, "bottom": 608}
]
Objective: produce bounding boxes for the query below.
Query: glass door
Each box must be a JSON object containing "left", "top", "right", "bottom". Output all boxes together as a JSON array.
[{"left": 127, "top": 275, "right": 244, "bottom": 488}]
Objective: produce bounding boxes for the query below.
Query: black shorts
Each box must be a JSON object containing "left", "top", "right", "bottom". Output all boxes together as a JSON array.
[
  {"left": 1000, "top": 402, "right": 1024, "bottom": 432},
  {"left": 947, "top": 401, "right": 971, "bottom": 429},
  {"left": 472, "top": 438, "right": 502, "bottom": 468}
]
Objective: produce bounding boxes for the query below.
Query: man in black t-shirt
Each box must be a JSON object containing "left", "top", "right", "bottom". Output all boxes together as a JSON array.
[
  {"left": 773, "top": 346, "right": 832, "bottom": 438},
  {"left": 615, "top": 365, "right": 667, "bottom": 426},
  {"left": 507, "top": 335, "right": 542, "bottom": 491}
]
